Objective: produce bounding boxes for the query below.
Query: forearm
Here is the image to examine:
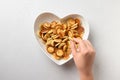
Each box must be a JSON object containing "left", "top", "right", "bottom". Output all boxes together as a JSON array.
[{"left": 79, "top": 71, "right": 94, "bottom": 80}]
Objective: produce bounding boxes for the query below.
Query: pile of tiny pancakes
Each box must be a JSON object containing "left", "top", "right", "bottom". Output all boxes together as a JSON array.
[{"left": 37, "top": 18, "right": 84, "bottom": 60}]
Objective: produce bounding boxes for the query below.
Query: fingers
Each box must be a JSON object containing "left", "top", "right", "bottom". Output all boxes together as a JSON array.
[
  {"left": 70, "top": 38, "right": 95, "bottom": 57},
  {"left": 73, "top": 38, "right": 87, "bottom": 52},
  {"left": 70, "top": 40, "right": 76, "bottom": 56},
  {"left": 73, "top": 38, "right": 81, "bottom": 43}
]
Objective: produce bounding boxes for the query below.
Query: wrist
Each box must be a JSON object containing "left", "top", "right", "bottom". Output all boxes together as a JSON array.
[
  {"left": 79, "top": 70, "right": 93, "bottom": 80},
  {"left": 78, "top": 67, "right": 93, "bottom": 75},
  {"left": 80, "top": 70, "right": 92, "bottom": 76}
]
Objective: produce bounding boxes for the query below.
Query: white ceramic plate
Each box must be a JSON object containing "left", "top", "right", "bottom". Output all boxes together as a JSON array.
[{"left": 34, "top": 12, "right": 89, "bottom": 65}]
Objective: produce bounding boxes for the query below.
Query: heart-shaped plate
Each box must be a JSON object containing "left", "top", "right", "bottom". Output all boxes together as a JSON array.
[{"left": 34, "top": 12, "right": 89, "bottom": 65}]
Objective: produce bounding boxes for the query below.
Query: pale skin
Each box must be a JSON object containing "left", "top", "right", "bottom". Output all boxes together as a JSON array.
[{"left": 70, "top": 38, "right": 95, "bottom": 80}]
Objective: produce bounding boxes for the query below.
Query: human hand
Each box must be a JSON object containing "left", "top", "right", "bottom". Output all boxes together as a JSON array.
[{"left": 70, "top": 38, "right": 95, "bottom": 80}]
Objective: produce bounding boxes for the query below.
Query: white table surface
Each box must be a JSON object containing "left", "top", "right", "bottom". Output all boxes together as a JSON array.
[{"left": 0, "top": 0, "right": 120, "bottom": 80}]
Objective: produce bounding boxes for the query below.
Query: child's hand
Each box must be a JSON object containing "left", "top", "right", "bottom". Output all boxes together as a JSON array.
[{"left": 70, "top": 38, "right": 95, "bottom": 80}]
